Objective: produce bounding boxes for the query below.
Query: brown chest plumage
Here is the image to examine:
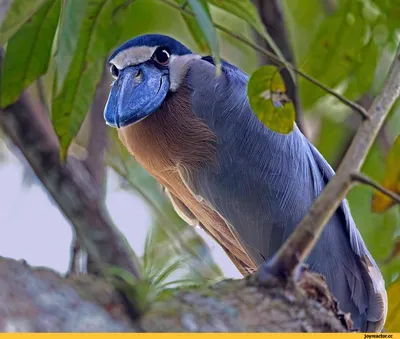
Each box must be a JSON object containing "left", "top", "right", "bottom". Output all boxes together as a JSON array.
[{"left": 118, "top": 87, "right": 257, "bottom": 275}]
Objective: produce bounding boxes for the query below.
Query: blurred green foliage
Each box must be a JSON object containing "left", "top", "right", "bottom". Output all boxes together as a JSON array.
[{"left": 0, "top": 0, "right": 400, "bottom": 328}]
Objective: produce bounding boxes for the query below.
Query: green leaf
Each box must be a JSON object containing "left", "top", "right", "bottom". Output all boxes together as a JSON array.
[
  {"left": 151, "top": 257, "right": 188, "bottom": 287},
  {"left": 187, "top": 0, "right": 220, "bottom": 74},
  {"left": 247, "top": 65, "right": 295, "bottom": 134},
  {"left": 106, "top": 267, "right": 153, "bottom": 312},
  {"left": 279, "top": 0, "right": 326, "bottom": 63},
  {"left": 52, "top": 0, "right": 126, "bottom": 159},
  {"left": 55, "top": 0, "right": 89, "bottom": 93},
  {"left": 343, "top": 39, "right": 379, "bottom": 100},
  {"left": 206, "top": 0, "right": 295, "bottom": 83},
  {"left": 175, "top": 0, "right": 210, "bottom": 53},
  {"left": 0, "top": 0, "right": 61, "bottom": 108},
  {"left": 0, "top": 0, "right": 48, "bottom": 47},
  {"left": 297, "top": 0, "right": 393, "bottom": 109}
]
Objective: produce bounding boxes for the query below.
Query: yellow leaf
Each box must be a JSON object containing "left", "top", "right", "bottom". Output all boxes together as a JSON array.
[
  {"left": 386, "top": 278, "right": 400, "bottom": 332},
  {"left": 371, "top": 135, "right": 400, "bottom": 213},
  {"left": 247, "top": 65, "right": 295, "bottom": 134}
]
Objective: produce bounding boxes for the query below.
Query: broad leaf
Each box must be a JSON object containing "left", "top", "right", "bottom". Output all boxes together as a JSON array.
[
  {"left": 187, "top": 0, "right": 220, "bottom": 73},
  {"left": 247, "top": 65, "right": 295, "bottom": 134},
  {"left": 52, "top": 0, "right": 126, "bottom": 159},
  {"left": 283, "top": 0, "right": 397, "bottom": 109},
  {"left": 343, "top": 39, "right": 379, "bottom": 99},
  {"left": 280, "top": 0, "right": 326, "bottom": 64},
  {"left": 175, "top": 0, "right": 210, "bottom": 53},
  {"left": 299, "top": 1, "right": 369, "bottom": 108},
  {"left": 207, "top": 0, "right": 295, "bottom": 83},
  {"left": 0, "top": 0, "right": 48, "bottom": 47},
  {"left": 55, "top": 0, "right": 89, "bottom": 93},
  {"left": 0, "top": 0, "right": 61, "bottom": 108},
  {"left": 386, "top": 277, "right": 400, "bottom": 332},
  {"left": 372, "top": 135, "right": 400, "bottom": 213}
]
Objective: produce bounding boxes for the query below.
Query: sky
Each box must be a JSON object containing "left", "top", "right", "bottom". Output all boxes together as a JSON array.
[{"left": 0, "top": 140, "right": 241, "bottom": 279}]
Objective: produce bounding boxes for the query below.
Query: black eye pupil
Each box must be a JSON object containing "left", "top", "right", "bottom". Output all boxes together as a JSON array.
[
  {"left": 110, "top": 64, "right": 119, "bottom": 78},
  {"left": 155, "top": 48, "right": 170, "bottom": 64}
]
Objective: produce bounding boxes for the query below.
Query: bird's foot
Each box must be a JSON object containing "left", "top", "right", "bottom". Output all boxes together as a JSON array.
[{"left": 255, "top": 257, "right": 307, "bottom": 288}]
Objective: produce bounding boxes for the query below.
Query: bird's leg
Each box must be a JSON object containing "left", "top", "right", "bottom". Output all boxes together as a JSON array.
[{"left": 256, "top": 250, "right": 305, "bottom": 287}]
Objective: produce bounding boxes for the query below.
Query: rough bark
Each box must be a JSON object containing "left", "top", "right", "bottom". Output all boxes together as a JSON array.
[{"left": 0, "top": 256, "right": 351, "bottom": 332}]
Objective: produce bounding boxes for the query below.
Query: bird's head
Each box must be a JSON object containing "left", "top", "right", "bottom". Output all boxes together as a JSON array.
[{"left": 104, "top": 34, "right": 198, "bottom": 128}]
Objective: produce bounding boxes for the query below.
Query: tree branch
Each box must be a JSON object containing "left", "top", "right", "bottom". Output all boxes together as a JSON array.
[
  {"left": 70, "top": 64, "right": 111, "bottom": 276},
  {"left": 351, "top": 172, "right": 400, "bottom": 207},
  {"left": 258, "top": 46, "right": 400, "bottom": 278},
  {"left": 0, "top": 92, "right": 142, "bottom": 284},
  {"left": 84, "top": 65, "right": 110, "bottom": 191},
  {"left": 0, "top": 256, "right": 351, "bottom": 332},
  {"left": 159, "top": 0, "right": 369, "bottom": 120},
  {"left": 252, "top": 0, "right": 306, "bottom": 136}
]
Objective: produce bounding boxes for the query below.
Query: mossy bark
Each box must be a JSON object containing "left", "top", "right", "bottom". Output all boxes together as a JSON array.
[{"left": 0, "top": 256, "right": 352, "bottom": 332}]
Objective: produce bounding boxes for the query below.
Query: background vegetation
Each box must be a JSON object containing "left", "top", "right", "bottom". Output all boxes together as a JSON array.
[{"left": 0, "top": 0, "right": 399, "bottom": 331}]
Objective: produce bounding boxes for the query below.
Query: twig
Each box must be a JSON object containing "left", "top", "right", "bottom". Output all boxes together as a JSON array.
[
  {"left": 252, "top": 0, "right": 307, "bottom": 136},
  {"left": 351, "top": 172, "right": 400, "bottom": 206},
  {"left": 159, "top": 0, "right": 370, "bottom": 120},
  {"left": 257, "top": 47, "right": 400, "bottom": 278},
  {"left": 332, "top": 93, "right": 372, "bottom": 169}
]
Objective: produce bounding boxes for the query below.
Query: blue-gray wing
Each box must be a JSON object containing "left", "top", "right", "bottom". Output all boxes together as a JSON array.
[{"left": 180, "top": 58, "right": 386, "bottom": 331}]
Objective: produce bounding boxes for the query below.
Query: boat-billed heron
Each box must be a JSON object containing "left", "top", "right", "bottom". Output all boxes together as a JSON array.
[{"left": 103, "top": 34, "right": 387, "bottom": 331}]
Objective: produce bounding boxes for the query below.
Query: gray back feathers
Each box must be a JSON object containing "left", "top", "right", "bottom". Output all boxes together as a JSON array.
[{"left": 179, "top": 58, "right": 386, "bottom": 331}]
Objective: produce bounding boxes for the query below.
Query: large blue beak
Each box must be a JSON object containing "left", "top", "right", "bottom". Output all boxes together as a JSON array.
[{"left": 104, "top": 63, "right": 169, "bottom": 128}]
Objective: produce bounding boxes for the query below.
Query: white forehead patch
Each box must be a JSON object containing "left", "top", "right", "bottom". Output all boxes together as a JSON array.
[
  {"left": 110, "top": 45, "right": 158, "bottom": 69},
  {"left": 169, "top": 54, "right": 201, "bottom": 91}
]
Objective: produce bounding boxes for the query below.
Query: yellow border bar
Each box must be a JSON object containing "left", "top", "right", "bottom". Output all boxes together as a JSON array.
[{"left": 0, "top": 334, "right": 398, "bottom": 338}]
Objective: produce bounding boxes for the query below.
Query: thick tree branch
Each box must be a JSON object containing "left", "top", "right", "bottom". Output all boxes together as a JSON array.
[
  {"left": 252, "top": 0, "right": 306, "bottom": 136},
  {"left": 351, "top": 172, "right": 400, "bottom": 207},
  {"left": 159, "top": 0, "right": 369, "bottom": 120},
  {"left": 258, "top": 47, "right": 400, "bottom": 278},
  {"left": 0, "top": 92, "right": 141, "bottom": 283},
  {"left": 0, "top": 256, "right": 351, "bottom": 332}
]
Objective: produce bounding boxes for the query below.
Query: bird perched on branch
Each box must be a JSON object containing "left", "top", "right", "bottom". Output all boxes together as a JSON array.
[{"left": 103, "top": 34, "right": 387, "bottom": 332}]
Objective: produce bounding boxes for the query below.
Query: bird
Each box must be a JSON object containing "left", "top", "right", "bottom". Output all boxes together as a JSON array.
[{"left": 103, "top": 34, "right": 387, "bottom": 332}]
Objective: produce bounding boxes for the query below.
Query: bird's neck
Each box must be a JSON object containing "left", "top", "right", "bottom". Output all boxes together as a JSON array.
[{"left": 118, "top": 87, "right": 217, "bottom": 172}]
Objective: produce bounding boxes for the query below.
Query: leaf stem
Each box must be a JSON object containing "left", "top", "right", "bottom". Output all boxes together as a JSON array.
[{"left": 351, "top": 172, "right": 400, "bottom": 206}]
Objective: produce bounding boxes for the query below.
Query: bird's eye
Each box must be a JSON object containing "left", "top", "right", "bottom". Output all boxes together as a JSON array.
[
  {"left": 153, "top": 48, "right": 170, "bottom": 66},
  {"left": 110, "top": 64, "right": 119, "bottom": 79}
]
